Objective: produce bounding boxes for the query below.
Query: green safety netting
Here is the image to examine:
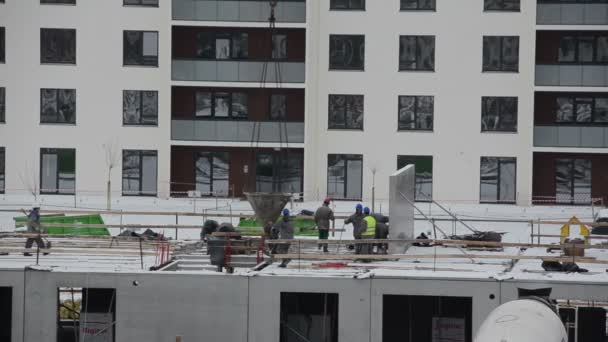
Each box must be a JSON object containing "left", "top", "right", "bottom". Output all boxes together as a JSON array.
[
  {"left": 237, "top": 216, "right": 318, "bottom": 236},
  {"left": 14, "top": 214, "right": 110, "bottom": 236}
]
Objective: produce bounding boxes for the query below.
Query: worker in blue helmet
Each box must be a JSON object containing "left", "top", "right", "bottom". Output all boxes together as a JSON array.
[
  {"left": 272, "top": 208, "right": 294, "bottom": 267},
  {"left": 345, "top": 204, "right": 366, "bottom": 254}
]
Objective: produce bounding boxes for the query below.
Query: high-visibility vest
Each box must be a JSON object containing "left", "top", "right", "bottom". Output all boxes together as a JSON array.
[{"left": 362, "top": 216, "right": 377, "bottom": 238}]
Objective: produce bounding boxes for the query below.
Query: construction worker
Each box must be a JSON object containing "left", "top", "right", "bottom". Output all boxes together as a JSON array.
[
  {"left": 24, "top": 206, "right": 47, "bottom": 256},
  {"left": 345, "top": 204, "right": 366, "bottom": 254},
  {"left": 273, "top": 208, "right": 294, "bottom": 268},
  {"left": 360, "top": 207, "right": 376, "bottom": 254},
  {"left": 201, "top": 219, "right": 219, "bottom": 241},
  {"left": 375, "top": 221, "right": 389, "bottom": 254},
  {"left": 264, "top": 220, "right": 278, "bottom": 255},
  {"left": 314, "top": 198, "right": 335, "bottom": 253}
]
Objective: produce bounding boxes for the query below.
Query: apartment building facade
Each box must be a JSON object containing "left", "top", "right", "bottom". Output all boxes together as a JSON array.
[{"left": 0, "top": 0, "right": 606, "bottom": 206}]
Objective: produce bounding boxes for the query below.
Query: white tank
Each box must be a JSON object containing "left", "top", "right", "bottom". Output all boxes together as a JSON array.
[{"left": 475, "top": 299, "right": 567, "bottom": 342}]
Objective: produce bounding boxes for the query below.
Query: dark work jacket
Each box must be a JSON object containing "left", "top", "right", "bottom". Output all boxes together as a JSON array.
[{"left": 345, "top": 212, "right": 366, "bottom": 238}]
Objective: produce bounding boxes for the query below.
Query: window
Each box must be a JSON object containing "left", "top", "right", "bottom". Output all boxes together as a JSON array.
[
  {"left": 483, "top": 36, "right": 519, "bottom": 72},
  {"left": 196, "top": 152, "right": 230, "bottom": 196},
  {"left": 123, "top": 90, "right": 158, "bottom": 125},
  {"left": 398, "top": 156, "right": 433, "bottom": 201},
  {"left": 122, "top": 150, "right": 157, "bottom": 196},
  {"left": 401, "top": 0, "right": 435, "bottom": 10},
  {"left": 40, "top": 148, "right": 75, "bottom": 195},
  {"left": 0, "top": 87, "right": 4, "bottom": 123},
  {"left": 40, "top": 89, "right": 76, "bottom": 124},
  {"left": 57, "top": 288, "right": 115, "bottom": 342},
  {"left": 399, "top": 36, "right": 435, "bottom": 71},
  {"left": 270, "top": 94, "right": 287, "bottom": 120},
  {"left": 330, "top": 0, "right": 365, "bottom": 10},
  {"left": 556, "top": 159, "right": 592, "bottom": 204},
  {"left": 272, "top": 34, "right": 287, "bottom": 60},
  {"left": 398, "top": 96, "right": 434, "bottom": 131},
  {"left": 123, "top": 31, "right": 158, "bottom": 66},
  {"left": 0, "top": 287, "right": 11, "bottom": 342},
  {"left": 0, "top": 27, "right": 4, "bottom": 63},
  {"left": 558, "top": 36, "right": 608, "bottom": 64},
  {"left": 327, "top": 154, "right": 362, "bottom": 200},
  {"left": 196, "top": 32, "right": 248, "bottom": 59},
  {"left": 280, "top": 292, "right": 339, "bottom": 342},
  {"left": 329, "top": 35, "right": 365, "bottom": 70},
  {"left": 383, "top": 295, "right": 472, "bottom": 342},
  {"left": 195, "top": 91, "right": 248, "bottom": 118},
  {"left": 480, "top": 157, "right": 516, "bottom": 203},
  {"left": 41, "top": 0, "right": 76, "bottom": 4},
  {"left": 481, "top": 97, "right": 518, "bottom": 132},
  {"left": 556, "top": 96, "right": 608, "bottom": 123},
  {"left": 328, "top": 95, "right": 363, "bottom": 130},
  {"left": 40, "top": 28, "right": 76, "bottom": 64},
  {"left": 124, "top": 0, "right": 158, "bottom": 6},
  {"left": 0, "top": 148, "right": 4, "bottom": 194},
  {"left": 256, "top": 153, "right": 303, "bottom": 194},
  {"left": 484, "top": 0, "right": 520, "bottom": 11}
]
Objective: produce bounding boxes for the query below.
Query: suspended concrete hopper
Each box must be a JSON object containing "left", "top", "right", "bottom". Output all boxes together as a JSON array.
[{"left": 245, "top": 192, "right": 292, "bottom": 225}]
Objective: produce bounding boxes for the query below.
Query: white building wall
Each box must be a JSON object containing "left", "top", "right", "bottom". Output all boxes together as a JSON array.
[
  {"left": 0, "top": 1, "right": 172, "bottom": 198},
  {"left": 305, "top": 0, "right": 537, "bottom": 205}
]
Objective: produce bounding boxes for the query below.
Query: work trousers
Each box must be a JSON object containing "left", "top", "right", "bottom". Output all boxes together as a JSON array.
[
  {"left": 25, "top": 237, "right": 46, "bottom": 252},
  {"left": 318, "top": 229, "right": 329, "bottom": 252}
]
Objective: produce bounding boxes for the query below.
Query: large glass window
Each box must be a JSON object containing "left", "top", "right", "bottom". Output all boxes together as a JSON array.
[
  {"left": 398, "top": 155, "right": 433, "bottom": 201},
  {"left": 280, "top": 292, "right": 339, "bottom": 342},
  {"left": 329, "top": 35, "right": 365, "bottom": 70},
  {"left": 123, "top": 90, "right": 158, "bottom": 125},
  {"left": 558, "top": 36, "right": 608, "bottom": 64},
  {"left": 124, "top": 0, "right": 158, "bottom": 6},
  {"left": 328, "top": 95, "right": 364, "bottom": 130},
  {"left": 272, "top": 34, "right": 288, "bottom": 60},
  {"left": 327, "top": 154, "right": 362, "bottom": 200},
  {"left": 330, "top": 0, "right": 365, "bottom": 10},
  {"left": 480, "top": 157, "right": 516, "bottom": 203},
  {"left": 195, "top": 91, "right": 248, "bottom": 119},
  {"left": 40, "top": 148, "right": 75, "bottom": 195},
  {"left": 483, "top": 36, "right": 519, "bottom": 72},
  {"left": 270, "top": 94, "right": 287, "bottom": 120},
  {"left": 123, "top": 31, "right": 158, "bottom": 66},
  {"left": 401, "top": 0, "right": 436, "bottom": 10},
  {"left": 40, "top": 89, "right": 76, "bottom": 124},
  {"left": 0, "top": 147, "right": 4, "bottom": 194},
  {"left": 0, "top": 27, "right": 4, "bottom": 63},
  {"left": 399, "top": 36, "right": 435, "bottom": 71},
  {"left": 40, "top": 28, "right": 76, "bottom": 64},
  {"left": 484, "top": 0, "right": 520, "bottom": 11},
  {"left": 196, "top": 32, "right": 248, "bottom": 59},
  {"left": 481, "top": 97, "right": 518, "bottom": 132},
  {"left": 556, "top": 159, "right": 592, "bottom": 205},
  {"left": 556, "top": 96, "right": 608, "bottom": 123},
  {"left": 256, "top": 153, "right": 303, "bottom": 194},
  {"left": 56, "top": 288, "right": 115, "bottom": 342},
  {"left": 122, "top": 150, "right": 157, "bottom": 196},
  {"left": 398, "top": 96, "right": 434, "bottom": 131},
  {"left": 196, "top": 152, "right": 230, "bottom": 196},
  {"left": 0, "top": 87, "right": 4, "bottom": 123}
]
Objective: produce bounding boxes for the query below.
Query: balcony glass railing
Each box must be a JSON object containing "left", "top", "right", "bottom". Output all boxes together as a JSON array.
[
  {"left": 535, "top": 64, "right": 608, "bottom": 87},
  {"left": 172, "top": 0, "right": 306, "bottom": 23},
  {"left": 537, "top": 3, "right": 608, "bottom": 25},
  {"left": 171, "top": 119, "right": 305, "bottom": 143},
  {"left": 172, "top": 59, "right": 305, "bottom": 83},
  {"left": 534, "top": 125, "right": 608, "bottom": 148}
]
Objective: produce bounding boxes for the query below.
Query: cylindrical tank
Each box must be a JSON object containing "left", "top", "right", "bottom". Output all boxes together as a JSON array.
[{"left": 475, "top": 299, "right": 567, "bottom": 342}]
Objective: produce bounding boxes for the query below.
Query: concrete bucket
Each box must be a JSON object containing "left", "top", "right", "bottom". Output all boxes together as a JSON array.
[{"left": 245, "top": 192, "right": 292, "bottom": 225}]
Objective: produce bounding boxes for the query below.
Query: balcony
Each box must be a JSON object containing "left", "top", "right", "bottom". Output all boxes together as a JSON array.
[
  {"left": 537, "top": 3, "right": 608, "bottom": 25},
  {"left": 171, "top": 119, "right": 304, "bottom": 143},
  {"left": 172, "top": 0, "right": 306, "bottom": 23},
  {"left": 172, "top": 59, "right": 305, "bottom": 83},
  {"left": 534, "top": 125, "right": 608, "bottom": 148},
  {"left": 535, "top": 64, "right": 608, "bottom": 87}
]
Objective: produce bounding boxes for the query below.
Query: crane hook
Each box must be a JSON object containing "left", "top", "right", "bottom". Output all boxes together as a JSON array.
[{"left": 269, "top": 0, "right": 278, "bottom": 25}]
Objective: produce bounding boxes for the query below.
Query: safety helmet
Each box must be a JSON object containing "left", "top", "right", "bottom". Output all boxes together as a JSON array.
[
  {"left": 363, "top": 207, "right": 370, "bottom": 215},
  {"left": 355, "top": 203, "right": 363, "bottom": 211},
  {"left": 323, "top": 198, "right": 331, "bottom": 204},
  {"left": 282, "top": 208, "right": 290, "bottom": 216}
]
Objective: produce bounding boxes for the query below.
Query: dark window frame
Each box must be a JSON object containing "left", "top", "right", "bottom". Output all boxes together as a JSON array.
[
  {"left": 122, "top": 90, "right": 158, "bottom": 126},
  {"left": 271, "top": 33, "right": 288, "bottom": 60},
  {"left": 555, "top": 158, "right": 593, "bottom": 205},
  {"left": 40, "top": 88, "right": 76, "bottom": 125},
  {"left": 123, "top": 30, "right": 159, "bottom": 67},
  {"left": 557, "top": 35, "right": 608, "bottom": 64},
  {"left": 56, "top": 287, "right": 116, "bottom": 342},
  {"left": 483, "top": 36, "right": 520, "bottom": 72},
  {"left": 0, "top": 27, "right": 4, "bottom": 63},
  {"left": 255, "top": 153, "right": 303, "bottom": 194},
  {"left": 539, "top": 0, "right": 608, "bottom": 3},
  {"left": 269, "top": 93, "right": 287, "bottom": 121},
  {"left": 398, "top": 95, "right": 434, "bottom": 131},
  {"left": 397, "top": 155, "right": 433, "bottom": 202},
  {"left": 194, "top": 91, "right": 249, "bottom": 119},
  {"left": 40, "top": 148, "right": 76, "bottom": 195},
  {"left": 280, "top": 292, "right": 339, "bottom": 342},
  {"left": 0, "top": 147, "right": 4, "bottom": 194},
  {"left": 400, "top": 0, "right": 436, "bottom": 11},
  {"left": 328, "top": 94, "right": 364, "bottom": 130},
  {"left": 481, "top": 96, "right": 518, "bottom": 132},
  {"left": 327, "top": 154, "right": 363, "bottom": 200},
  {"left": 195, "top": 151, "right": 231, "bottom": 197},
  {"left": 122, "top": 149, "right": 158, "bottom": 197},
  {"left": 40, "top": 28, "right": 76, "bottom": 65},
  {"left": 329, "top": 0, "right": 365, "bottom": 10},
  {"left": 480, "top": 156, "right": 517, "bottom": 204},
  {"left": 123, "top": 0, "right": 159, "bottom": 7},
  {"left": 399, "top": 35, "right": 436, "bottom": 71},
  {"left": 0, "top": 87, "right": 5, "bottom": 123},
  {"left": 195, "top": 32, "right": 249, "bottom": 60},
  {"left": 41, "top": 0, "right": 76, "bottom": 4},
  {"left": 329, "top": 34, "right": 365, "bottom": 71},
  {"left": 483, "top": 0, "right": 520, "bottom": 11},
  {"left": 554, "top": 95, "right": 608, "bottom": 124}
]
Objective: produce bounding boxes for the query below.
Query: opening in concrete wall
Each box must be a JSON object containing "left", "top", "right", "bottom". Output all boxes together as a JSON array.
[
  {"left": 382, "top": 295, "right": 472, "bottom": 342},
  {"left": 557, "top": 299, "right": 608, "bottom": 342},
  {"left": 57, "top": 287, "right": 116, "bottom": 342},
  {"left": 280, "top": 292, "right": 339, "bottom": 342},
  {"left": 0, "top": 287, "right": 12, "bottom": 341}
]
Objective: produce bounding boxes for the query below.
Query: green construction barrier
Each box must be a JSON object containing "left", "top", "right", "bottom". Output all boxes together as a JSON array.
[
  {"left": 14, "top": 214, "right": 110, "bottom": 236},
  {"left": 237, "top": 216, "right": 319, "bottom": 237}
]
